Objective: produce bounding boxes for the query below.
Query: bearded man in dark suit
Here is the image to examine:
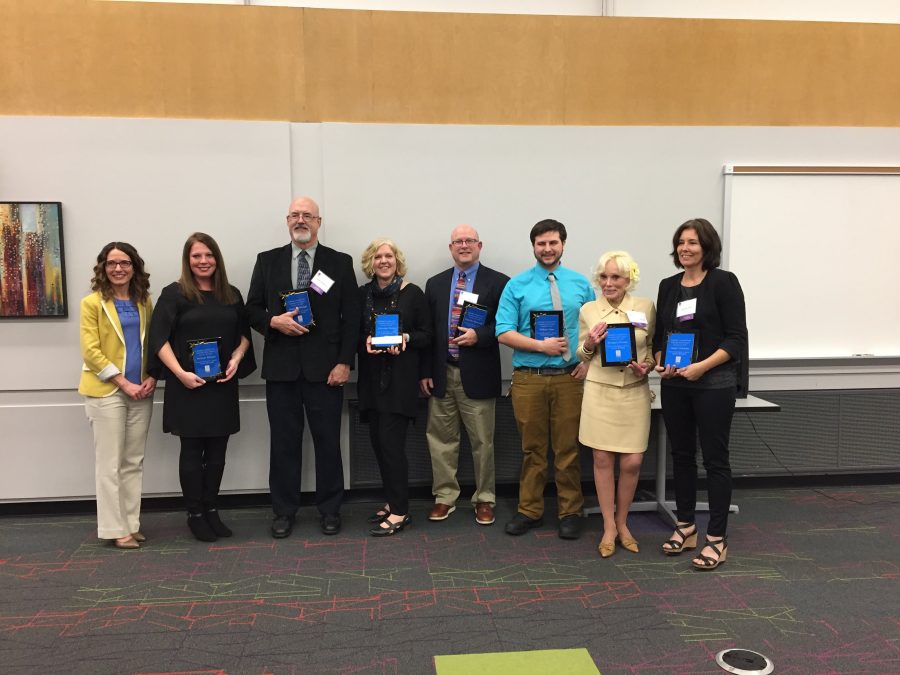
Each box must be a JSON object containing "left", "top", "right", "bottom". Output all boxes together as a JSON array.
[{"left": 247, "top": 196, "right": 360, "bottom": 538}]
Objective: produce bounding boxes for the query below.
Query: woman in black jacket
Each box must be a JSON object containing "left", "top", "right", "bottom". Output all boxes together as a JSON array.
[
  {"left": 653, "top": 218, "right": 748, "bottom": 570},
  {"left": 357, "top": 238, "right": 430, "bottom": 536}
]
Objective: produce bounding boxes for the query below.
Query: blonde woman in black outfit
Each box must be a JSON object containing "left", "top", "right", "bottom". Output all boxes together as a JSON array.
[
  {"left": 653, "top": 219, "right": 748, "bottom": 570},
  {"left": 357, "top": 239, "right": 430, "bottom": 536}
]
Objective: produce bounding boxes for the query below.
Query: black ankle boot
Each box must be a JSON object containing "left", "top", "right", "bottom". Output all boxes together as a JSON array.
[
  {"left": 204, "top": 509, "right": 232, "bottom": 537},
  {"left": 187, "top": 512, "right": 217, "bottom": 542}
]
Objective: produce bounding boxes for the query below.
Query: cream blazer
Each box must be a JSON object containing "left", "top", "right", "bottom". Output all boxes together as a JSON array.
[
  {"left": 576, "top": 293, "right": 656, "bottom": 387},
  {"left": 79, "top": 291, "right": 153, "bottom": 397}
]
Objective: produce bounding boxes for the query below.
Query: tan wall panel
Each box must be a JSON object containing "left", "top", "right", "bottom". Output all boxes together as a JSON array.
[
  {"left": 1, "top": 1, "right": 899, "bottom": 125},
  {"left": 1, "top": 0, "right": 303, "bottom": 120}
]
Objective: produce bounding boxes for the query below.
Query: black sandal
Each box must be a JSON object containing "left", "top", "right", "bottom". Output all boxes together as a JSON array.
[
  {"left": 367, "top": 506, "right": 391, "bottom": 524},
  {"left": 370, "top": 514, "right": 410, "bottom": 537},
  {"left": 662, "top": 522, "right": 697, "bottom": 556},
  {"left": 692, "top": 536, "right": 727, "bottom": 570}
]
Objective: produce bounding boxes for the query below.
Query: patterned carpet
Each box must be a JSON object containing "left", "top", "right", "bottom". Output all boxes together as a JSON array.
[{"left": 1, "top": 485, "right": 898, "bottom": 674}]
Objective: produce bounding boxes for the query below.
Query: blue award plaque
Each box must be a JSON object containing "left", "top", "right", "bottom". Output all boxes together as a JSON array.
[
  {"left": 190, "top": 339, "right": 222, "bottom": 381},
  {"left": 371, "top": 312, "right": 403, "bottom": 348},
  {"left": 281, "top": 290, "right": 314, "bottom": 327},
  {"left": 664, "top": 331, "right": 698, "bottom": 368},
  {"left": 457, "top": 302, "right": 488, "bottom": 335},
  {"left": 530, "top": 310, "right": 563, "bottom": 341},
  {"left": 599, "top": 324, "right": 637, "bottom": 367}
]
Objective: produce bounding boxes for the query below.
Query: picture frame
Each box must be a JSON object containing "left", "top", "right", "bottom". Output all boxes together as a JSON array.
[{"left": 0, "top": 202, "right": 67, "bottom": 318}]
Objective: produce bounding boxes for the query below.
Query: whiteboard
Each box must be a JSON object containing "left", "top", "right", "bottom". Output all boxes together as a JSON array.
[{"left": 724, "top": 168, "right": 900, "bottom": 359}]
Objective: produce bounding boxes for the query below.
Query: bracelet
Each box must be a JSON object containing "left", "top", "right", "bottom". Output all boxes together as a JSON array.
[{"left": 582, "top": 343, "right": 595, "bottom": 356}]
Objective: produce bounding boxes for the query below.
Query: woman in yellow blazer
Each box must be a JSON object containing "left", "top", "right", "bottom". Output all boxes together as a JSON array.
[
  {"left": 79, "top": 242, "right": 156, "bottom": 549},
  {"left": 577, "top": 251, "right": 656, "bottom": 559}
]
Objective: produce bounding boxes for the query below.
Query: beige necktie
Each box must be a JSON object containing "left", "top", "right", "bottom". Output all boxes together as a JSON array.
[{"left": 548, "top": 272, "right": 570, "bottom": 360}]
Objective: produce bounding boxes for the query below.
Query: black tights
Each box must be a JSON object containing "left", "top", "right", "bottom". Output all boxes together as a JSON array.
[{"left": 179, "top": 436, "right": 229, "bottom": 514}]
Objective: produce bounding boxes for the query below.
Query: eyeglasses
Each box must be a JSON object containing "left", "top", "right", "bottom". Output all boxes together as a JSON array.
[
  {"left": 105, "top": 260, "right": 133, "bottom": 269},
  {"left": 288, "top": 211, "right": 320, "bottom": 223},
  {"left": 450, "top": 238, "right": 479, "bottom": 247}
]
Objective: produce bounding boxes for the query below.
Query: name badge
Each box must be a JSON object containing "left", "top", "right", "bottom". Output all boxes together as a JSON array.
[
  {"left": 626, "top": 310, "right": 648, "bottom": 328},
  {"left": 676, "top": 298, "right": 696, "bottom": 322},
  {"left": 310, "top": 270, "right": 334, "bottom": 295},
  {"left": 457, "top": 290, "right": 479, "bottom": 306}
]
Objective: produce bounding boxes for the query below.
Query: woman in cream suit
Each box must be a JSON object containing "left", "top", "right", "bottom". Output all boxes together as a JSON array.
[
  {"left": 79, "top": 242, "right": 156, "bottom": 549},
  {"left": 577, "top": 251, "right": 655, "bottom": 558}
]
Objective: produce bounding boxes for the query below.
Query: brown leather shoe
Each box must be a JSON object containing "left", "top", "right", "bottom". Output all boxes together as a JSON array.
[
  {"left": 428, "top": 503, "right": 456, "bottom": 521},
  {"left": 474, "top": 503, "right": 495, "bottom": 525}
]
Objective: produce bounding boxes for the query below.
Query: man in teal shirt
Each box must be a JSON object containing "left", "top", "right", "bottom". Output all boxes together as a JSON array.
[{"left": 495, "top": 219, "right": 595, "bottom": 539}]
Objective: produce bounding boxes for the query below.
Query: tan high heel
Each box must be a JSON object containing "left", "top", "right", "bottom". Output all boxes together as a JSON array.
[
  {"left": 598, "top": 538, "right": 616, "bottom": 558},
  {"left": 619, "top": 536, "right": 639, "bottom": 553},
  {"left": 662, "top": 522, "right": 697, "bottom": 556}
]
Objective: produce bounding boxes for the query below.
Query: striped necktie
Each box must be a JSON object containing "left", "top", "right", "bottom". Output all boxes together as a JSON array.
[{"left": 448, "top": 271, "right": 467, "bottom": 360}]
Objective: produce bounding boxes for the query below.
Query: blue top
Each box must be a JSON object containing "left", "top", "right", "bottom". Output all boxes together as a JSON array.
[
  {"left": 495, "top": 263, "right": 595, "bottom": 368},
  {"left": 447, "top": 262, "right": 480, "bottom": 337},
  {"left": 113, "top": 298, "right": 142, "bottom": 385}
]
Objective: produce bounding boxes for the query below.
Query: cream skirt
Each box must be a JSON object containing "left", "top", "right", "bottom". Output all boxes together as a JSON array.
[{"left": 578, "top": 379, "right": 651, "bottom": 453}]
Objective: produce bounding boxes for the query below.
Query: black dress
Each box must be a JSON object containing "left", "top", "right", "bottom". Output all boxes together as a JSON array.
[{"left": 149, "top": 282, "right": 256, "bottom": 437}]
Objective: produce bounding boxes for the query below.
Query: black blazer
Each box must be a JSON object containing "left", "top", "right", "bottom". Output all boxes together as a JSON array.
[
  {"left": 653, "top": 267, "right": 749, "bottom": 393},
  {"left": 421, "top": 264, "right": 509, "bottom": 399},
  {"left": 246, "top": 243, "right": 360, "bottom": 382}
]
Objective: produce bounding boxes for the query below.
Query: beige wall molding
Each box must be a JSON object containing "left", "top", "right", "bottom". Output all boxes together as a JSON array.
[{"left": 2, "top": 0, "right": 899, "bottom": 125}]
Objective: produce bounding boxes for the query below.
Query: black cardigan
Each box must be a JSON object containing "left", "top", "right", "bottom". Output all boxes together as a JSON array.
[
  {"left": 653, "top": 268, "right": 749, "bottom": 393},
  {"left": 356, "top": 282, "right": 431, "bottom": 419}
]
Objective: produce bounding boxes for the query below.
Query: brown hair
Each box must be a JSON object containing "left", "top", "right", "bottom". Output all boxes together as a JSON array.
[
  {"left": 670, "top": 218, "right": 722, "bottom": 270},
  {"left": 178, "top": 232, "right": 238, "bottom": 304},
  {"left": 90, "top": 242, "right": 150, "bottom": 302}
]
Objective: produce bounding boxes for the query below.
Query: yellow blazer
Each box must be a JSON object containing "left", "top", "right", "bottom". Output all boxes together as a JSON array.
[
  {"left": 79, "top": 291, "right": 153, "bottom": 397},
  {"left": 577, "top": 293, "right": 656, "bottom": 387}
]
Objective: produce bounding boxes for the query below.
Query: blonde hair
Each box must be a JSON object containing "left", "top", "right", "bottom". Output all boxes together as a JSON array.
[
  {"left": 360, "top": 238, "right": 408, "bottom": 279},
  {"left": 592, "top": 250, "right": 640, "bottom": 291}
]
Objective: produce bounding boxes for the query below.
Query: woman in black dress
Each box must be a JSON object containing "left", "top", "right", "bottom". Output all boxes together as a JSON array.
[
  {"left": 653, "top": 218, "right": 748, "bottom": 570},
  {"left": 357, "top": 238, "right": 430, "bottom": 536},
  {"left": 149, "top": 232, "right": 255, "bottom": 542}
]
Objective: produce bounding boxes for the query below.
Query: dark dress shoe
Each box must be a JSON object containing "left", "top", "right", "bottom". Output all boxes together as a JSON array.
[
  {"left": 188, "top": 513, "right": 217, "bottom": 542},
  {"left": 204, "top": 509, "right": 233, "bottom": 537},
  {"left": 271, "top": 515, "right": 295, "bottom": 539},
  {"left": 505, "top": 512, "right": 543, "bottom": 536},
  {"left": 558, "top": 514, "right": 584, "bottom": 540},
  {"left": 320, "top": 514, "right": 341, "bottom": 535}
]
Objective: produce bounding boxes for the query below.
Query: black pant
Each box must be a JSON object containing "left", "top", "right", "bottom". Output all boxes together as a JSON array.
[
  {"left": 179, "top": 436, "right": 229, "bottom": 514},
  {"left": 661, "top": 385, "right": 736, "bottom": 536},
  {"left": 266, "top": 377, "right": 344, "bottom": 518},
  {"left": 367, "top": 411, "right": 410, "bottom": 515}
]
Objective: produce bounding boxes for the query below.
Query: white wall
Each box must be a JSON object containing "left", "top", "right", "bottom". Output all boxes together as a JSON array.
[{"left": 2, "top": 116, "right": 900, "bottom": 501}]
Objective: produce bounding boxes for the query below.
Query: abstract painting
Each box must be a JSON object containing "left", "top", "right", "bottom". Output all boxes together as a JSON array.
[{"left": 0, "top": 202, "right": 67, "bottom": 318}]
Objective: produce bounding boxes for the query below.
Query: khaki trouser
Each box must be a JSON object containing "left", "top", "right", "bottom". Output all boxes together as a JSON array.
[
  {"left": 85, "top": 391, "right": 153, "bottom": 539},
  {"left": 510, "top": 370, "right": 584, "bottom": 519},
  {"left": 426, "top": 364, "right": 497, "bottom": 506}
]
